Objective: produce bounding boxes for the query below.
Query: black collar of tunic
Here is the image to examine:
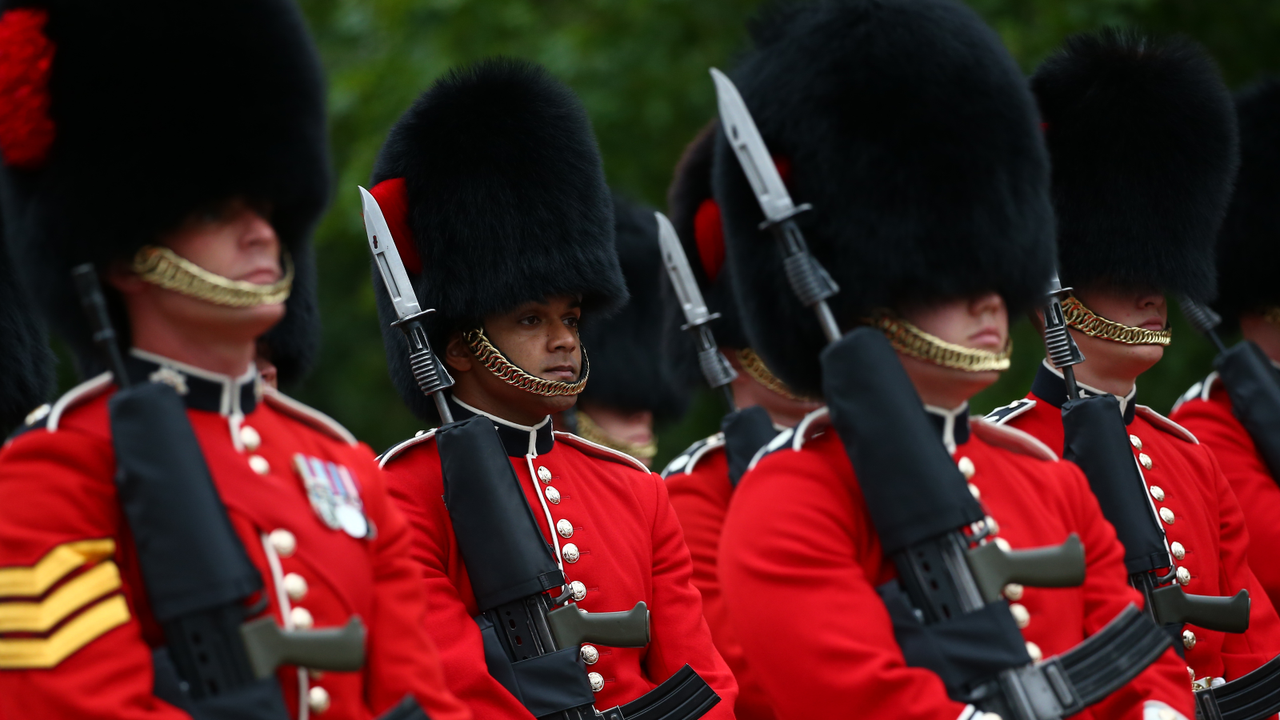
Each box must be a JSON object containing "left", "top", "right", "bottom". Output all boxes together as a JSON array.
[
  {"left": 126, "top": 349, "right": 260, "bottom": 416},
  {"left": 446, "top": 394, "right": 556, "bottom": 457},
  {"left": 923, "top": 403, "right": 971, "bottom": 450},
  {"left": 1031, "top": 361, "right": 1137, "bottom": 425}
]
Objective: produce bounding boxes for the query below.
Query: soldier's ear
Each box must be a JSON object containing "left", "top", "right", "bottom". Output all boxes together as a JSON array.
[{"left": 444, "top": 332, "right": 474, "bottom": 374}]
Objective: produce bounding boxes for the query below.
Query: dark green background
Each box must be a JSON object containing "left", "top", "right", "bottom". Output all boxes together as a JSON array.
[{"left": 283, "top": 0, "right": 1280, "bottom": 466}]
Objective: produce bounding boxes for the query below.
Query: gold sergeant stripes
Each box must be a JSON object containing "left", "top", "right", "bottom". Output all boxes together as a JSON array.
[{"left": 0, "top": 539, "right": 130, "bottom": 669}]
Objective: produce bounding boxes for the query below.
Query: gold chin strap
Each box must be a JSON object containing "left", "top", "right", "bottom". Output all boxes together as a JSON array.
[
  {"left": 574, "top": 410, "right": 658, "bottom": 462},
  {"left": 870, "top": 313, "right": 1012, "bottom": 372},
  {"left": 463, "top": 328, "right": 589, "bottom": 397},
  {"left": 736, "top": 348, "right": 811, "bottom": 402},
  {"left": 132, "top": 246, "right": 293, "bottom": 308},
  {"left": 1061, "top": 296, "right": 1172, "bottom": 346}
]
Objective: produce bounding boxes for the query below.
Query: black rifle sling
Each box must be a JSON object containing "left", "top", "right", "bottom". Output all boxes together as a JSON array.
[
  {"left": 720, "top": 406, "right": 777, "bottom": 487},
  {"left": 1216, "top": 342, "right": 1280, "bottom": 482},
  {"left": 110, "top": 381, "right": 288, "bottom": 718}
]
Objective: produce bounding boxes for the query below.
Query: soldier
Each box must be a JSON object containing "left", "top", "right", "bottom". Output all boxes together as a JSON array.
[
  {"left": 987, "top": 32, "right": 1280, "bottom": 686},
  {"left": 659, "top": 122, "right": 819, "bottom": 720},
  {"left": 711, "top": 2, "right": 1194, "bottom": 719},
  {"left": 368, "top": 59, "right": 737, "bottom": 719},
  {"left": 556, "top": 193, "right": 690, "bottom": 468},
  {"left": 1170, "top": 80, "right": 1280, "bottom": 607},
  {"left": 0, "top": 2, "right": 470, "bottom": 719}
]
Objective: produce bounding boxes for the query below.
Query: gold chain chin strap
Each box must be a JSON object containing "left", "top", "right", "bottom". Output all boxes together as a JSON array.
[
  {"left": 463, "top": 328, "right": 589, "bottom": 397},
  {"left": 870, "top": 314, "right": 1012, "bottom": 372},
  {"left": 736, "top": 348, "right": 811, "bottom": 401},
  {"left": 1061, "top": 296, "right": 1172, "bottom": 346},
  {"left": 132, "top": 246, "right": 293, "bottom": 308},
  {"left": 574, "top": 410, "right": 658, "bottom": 462}
]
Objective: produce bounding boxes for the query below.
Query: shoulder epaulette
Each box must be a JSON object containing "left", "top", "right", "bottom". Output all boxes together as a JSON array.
[
  {"left": 262, "top": 388, "right": 357, "bottom": 446},
  {"left": 1172, "top": 371, "right": 1220, "bottom": 413},
  {"left": 378, "top": 429, "right": 437, "bottom": 468},
  {"left": 970, "top": 417, "right": 1058, "bottom": 462},
  {"left": 660, "top": 433, "right": 725, "bottom": 478},
  {"left": 983, "top": 398, "right": 1036, "bottom": 426},
  {"left": 34, "top": 372, "right": 114, "bottom": 435},
  {"left": 747, "top": 406, "right": 830, "bottom": 472},
  {"left": 554, "top": 432, "right": 651, "bottom": 474},
  {"left": 1135, "top": 406, "right": 1200, "bottom": 445}
]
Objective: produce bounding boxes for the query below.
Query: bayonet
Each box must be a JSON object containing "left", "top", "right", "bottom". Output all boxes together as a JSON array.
[
  {"left": 359, "top": 186, "right": 455, "bottom": 423},
  {"left": 711, "top": 67, "right": 841, "bottom": 342},
  {"left": 655, "top": 211, "right": 736, "bottom": 408}
]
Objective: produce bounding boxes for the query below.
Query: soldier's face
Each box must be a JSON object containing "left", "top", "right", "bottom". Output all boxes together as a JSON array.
[
  {"left": 1070, "top": 286, "right": 1167, "bottom": 380},
  {"left": 895, "top": 292, "right": 1008, "bottom": 408}
]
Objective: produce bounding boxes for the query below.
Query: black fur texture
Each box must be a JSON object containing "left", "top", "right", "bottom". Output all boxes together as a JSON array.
[
  {"left": 715, "top": 0, "right": 1055, "bottom": 398},
  {"left": 1214, "top": 79, "right": 1280, "bottom": 322},
  {"left": 0, "top": 181, "right": 53, "bottom": 434},
  {"left": 1032, "top": 30, "right": 1237, "bottom": 302},
  {"left": 578, "top": 193, "right": 688, "bottom": 422},
  {"left": 1, "top": 0, "right": 329, "bottom": 384},
  {"left": 371, "top": 59, "right": 626, "bottom": 423}
]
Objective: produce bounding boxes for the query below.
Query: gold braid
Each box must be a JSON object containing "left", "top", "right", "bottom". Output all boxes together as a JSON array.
[
  {"left": 1061, "top": 296, "right": 1171, "bottom": 346},
  {"left": 574, "top": 410, "right": 658, "bottom": 462},
  {"left": 736, "top": 348, "right": 811, "bottom": 401},
  {"left": 132, "top": 246, "right": 293, "bottom": 308},
  {"left": 870, "top": 314, "right": 1012, "bottom": 372},
  {"left": 463, "top": 328, "right": 589, "bottom": 397}
]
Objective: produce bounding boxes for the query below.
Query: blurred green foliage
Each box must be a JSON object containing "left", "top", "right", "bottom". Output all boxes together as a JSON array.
[{"left": 291, "top": 0, "right": 1280, "bottom": 464}]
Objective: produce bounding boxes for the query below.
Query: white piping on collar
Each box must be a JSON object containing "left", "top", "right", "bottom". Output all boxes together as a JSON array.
[
  {"left": 131, "top": 348, "right": 259, "bottom": 416},
  {"left": 452, "top": 397, "right": 551, "bottom": 458},
  {"left": 923, "top": 403, "right": 968, "bottom": 455},
  {"left": 1041, "top": 359, "right": 1137, "bottom": 418}
]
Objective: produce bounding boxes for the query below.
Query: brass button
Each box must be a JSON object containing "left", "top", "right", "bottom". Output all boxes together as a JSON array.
[
  {"left": 269, "top": 529, "right": 297, "bottom": 558},
  {"left": 995, "top": 537, "right": 1012, "bottom": 552},
  {"left": 1183, "top": 629, "right": 1197, "bottom": 650},
  {"left": 1150, "top": 486, "right": 1165, "bottom": 502},
  {"left": 1130, "top": 435, "right": 1143, "bottom": 450},
  {"left": 570, "top": 581, "right": 588, "bottom": 601},
  {"left": 1025, "top": 641, "right": 1042, "bottom": 662},
  {"left": 538, "top": 466, "right": 553, "bottom": 483},
  {"left": 283, "top": 573, "right": 308, "bottom": 601},
  {"left": 308, "top": 686, "right": 331, "bottom": 714},
  {"left": 588, "top": 672, "right": 605, "bottom": 692},
  {"left": 249, "top": 455, "right": 271, "bottom": 475},
  {"left": 1171, "top": 542, "right": 1186, "bottom": 560},
  {"left": 986, "top": 516, "right": 1000, "bottom": 535},
  {"left": 545, "top": 486, "right": 561, "bottom": 504},
  {"left": 240, "top": 425, "right": 261, "bottom": 451},
  {"left": 581, "top": 645, "right": 600, "bottom": 664},
  {"left": 290, "top": 606, "right": 314, "bottom": 630},
  {"left": 562, "top": 543, "right": 580, "bottom": 563},
  {"left": 1160, "top": 508, "right": 1175, "bottom": 525},
  {"left": 1176, "top": 567, "right": 1191, "bottom": 586},
  {"left": 1003, "top": 583, "right": 1024, "bottom": 601},
  {"left": 968, "top": 483, "right": 981, "bottom": 500},
  {"left": 1009, "top": 603, "right": 1030, "bottom": 629},
  {"left": 1139, "top": 453, "right": 1153, "bottom": 470},
  {"left": 557, "top": 519, "right": 574, "bottom": 539},
  {"left": 957, "top": 457, "right": 975, "bottom": 479}
]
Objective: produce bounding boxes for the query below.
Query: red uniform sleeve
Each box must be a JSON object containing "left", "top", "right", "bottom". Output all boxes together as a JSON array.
[
  {"left": 0, "top": 427, "right": 191, "bottom": 720},
  {"left": 642, "top": 472, "right": 738, "bottom": 718},
  {"left": 357, "top": 451, "right": 472, "bottom": 720},
  {"left": 383, "top": 449, "right": 538, "bottom": 720},
  {"left": 1058, "top": 460, "right": 1196, "bottom": 720},
  {"left": 719, "top": 445, "right": 971, "bottom": 720}
]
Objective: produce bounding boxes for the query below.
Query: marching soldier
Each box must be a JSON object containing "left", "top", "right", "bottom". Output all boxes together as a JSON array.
[
  {"left": 1170, "top": 80, "right": 1280, "bottom": 607},
  {"left": 556, "top": 193, "right": 690, "bottom": 467},
  {"left": 711, "top": 2, "right": 1194, "bottom": 719},
  {"left": 0, "top": 2, "right": 470, "bottom": 718},
  {"left": 368, "top": 59, "right": 737, "bottom": 719},
  {"left": 659, "top": 122, "right": 819, "bottom": 720},
  {"left": 987, "top": 32, "right": 1280, "bottom": 686}
]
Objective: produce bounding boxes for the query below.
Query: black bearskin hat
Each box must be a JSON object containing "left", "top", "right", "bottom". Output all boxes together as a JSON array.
[
  {"left": 578, "top": 193, "right": 688, "bottom": 423},
  {"left": 370, "top": 59, "right": 627, "bottom": 422},
  {"left": 715, "top": 0, "right": 1054, "bottom": 398},
  {"left": 0, "top": 179, "right": 53, "bottom": 434},
  {"left": 1214, "top": 79, "right": 1280, "bottom": 322},
  {"left": 0, "top": 0, "right": 330, "bottom": 385},
  {"left": 1032, "top": 31, "right": 1237, "bottom": 303}
]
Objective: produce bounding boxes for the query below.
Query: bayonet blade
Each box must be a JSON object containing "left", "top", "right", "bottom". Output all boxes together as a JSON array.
[
  {"left": 359, "top": 186, "right": 422, "bottom": 320},
  {"left": 655, "top": 212, "right": 715, "bottom": 329},
  {"left": 711, "top": 67, "right": 797, "bottom": 223}
]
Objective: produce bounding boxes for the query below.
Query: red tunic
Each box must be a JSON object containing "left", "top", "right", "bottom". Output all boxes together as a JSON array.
[
  {"left": 663, "top": 436, "right": 773, "bottom": 720},
  {"left": 1171, "top": 372, "right": 1280, "bottom": 609},
  {"left": 994, "top": 363, "right": 1280, "bottom": 684},
  {"left": 0, "top": 353, "right": 470, "bottom": 720},
  {"left": 719, "top": 406, "right": 1195, "bottom": 720},
  {"left": 381, "top": 401, "right": 737, "bottom": 720}
]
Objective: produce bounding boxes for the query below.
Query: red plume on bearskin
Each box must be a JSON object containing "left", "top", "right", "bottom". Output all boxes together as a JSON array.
[{"left": 0, "top": 8, "right": 55, "bottom": 170}]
